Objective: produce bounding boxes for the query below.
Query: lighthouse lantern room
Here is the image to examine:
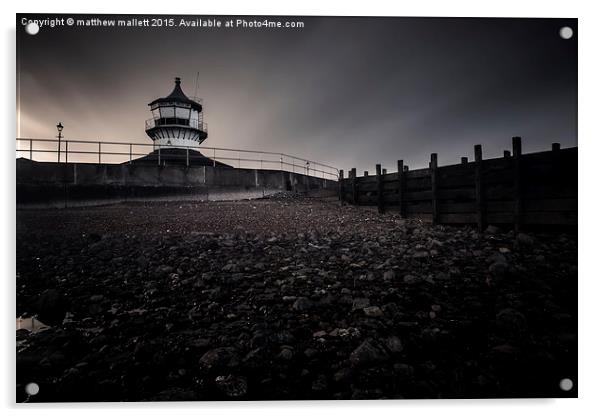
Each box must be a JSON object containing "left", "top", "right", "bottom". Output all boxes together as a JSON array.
[{"left": 144, "top": 77, "right": 208, "bottom": 149}]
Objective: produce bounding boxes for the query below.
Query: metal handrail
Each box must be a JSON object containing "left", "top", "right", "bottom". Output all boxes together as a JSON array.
[{"left": 15, "top": 137, "right": 340, "bottom": 179}]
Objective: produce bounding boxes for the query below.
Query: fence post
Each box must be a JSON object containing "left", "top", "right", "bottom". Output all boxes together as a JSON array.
[
  {"left": 382, "top": 169, "right": 387, "bottom": 175},
  {"left": 98, "top": 142, "right": 101, "bottom": 164},
  {"left": 29, "top": 139, "right": 33, "bottom": 160},
  {"left": 351, "top": 168, "right": 357, "bottom": 205},
  {"left": 474, "top": 145, "right": 484, "bottom": 232},
  {"left": 186, "top": 147, "right": 190, "bottom": 166},
  {"left": 461, "top": 157, "right": 468, "bottom": 165},
  {"left": 338, "top": 170, "right": 344, "bottom": 205},
  {"left": 512, "top": 136, "right": 523, "bottom": 234},
  {"left": 430, "top": 153, "right": 439, "bottom": 224},
  {"left": 129, "top": 143, "right": 133, "bottom": 164},
  {"left": 503, "top": 150, "right": 511, "bottom": 159},
  {"left": 397, "top": 160, "right": 406, "bottom": 218},
  {"left": 376, "top": 164, "right": 384, "bottom": 214},
  {"left": 364, "top": 171, "right": 368, "bottom": 177},
  {"left": 65, "top": 141, "right": 69, "bottom": 164},
  {"left": 213, "top": 148, "right": 216, "bottom": 167},
  {"left": 158, "top": 147, "right": 161, "bottom": 166},
  {"left": 552, "top": 142, "right": 561, "bottom": 152}
]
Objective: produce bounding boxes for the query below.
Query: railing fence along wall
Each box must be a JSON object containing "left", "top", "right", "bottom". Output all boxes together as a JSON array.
[
  {"left": 339, "top": 137, "right": 577, "bottom": 230},
  {"left": 16, "top": 138, "right": 340, "bottom": 180}
]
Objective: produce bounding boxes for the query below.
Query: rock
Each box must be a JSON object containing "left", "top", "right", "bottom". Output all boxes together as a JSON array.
[
  {"left": 352, "top": 298, "right": 370, "bottom": 310},
  {"left": 489, "top": 259, "right": 509, "bottom": 278},
  {"left": 485, "top": 225, "right": 501, "bottom": 234},
  {"left": 403, "top": 274, "right": 419, "bottom": 284},
  {"left": 199, "top": 347, "right": 240, "bottom": 371},
  {"left": 311, "top": 374, "right": 328, "bottom": 392},
  {"left": 136, "top": 255, "right": 149, "bottom": 268},
  {"left": 34, "top": 289, "right": 68, "bottom": 325},
  {"left": 333, "top": 367, "right": 353, "bottom": 383},
  {"left": 277, "top": 348, "right": 294, "bottom": 361},
  {"left": 383, "top": 270, "right": 395, "bottom": 281},
  {"left": 393, "top": 363, "right": 414, "bottom": 378},
  {"left": 150, "top": 387, "right": 197, "bottom": 401},
  {"left": 292, "top": 297, "right": 314, "bottom": 311},
  {"left": 351, "top": 388, "right": 384, "bottom": 399},
  {"left": 495, "top": 308, "right": 528, "bottom": 340},
  {"left": 412, "top": 250, "right": 429, "bottom": 259},
  {"left": 516, "top": 233, "right": 535, "bottom": 248},
  {"left": 157, "top": 265, "right": 174, "bottom": 275},
  {"left": 489, "top": 344, "right": 521, "bottom": 364},
  {"left": 304, "top": 348, "right": 318, "bottom": 358},
  {"left": 329, "top": 327, "right": 360, "bottom": 338},
  {"left": 215, "top": 375, "right": 248, "bottom": 398},
  {"left": 363, "top": 306, "right": 384, "bottom": 317},
  {"left": 384, "top": 335, "right": 403, "bottom": 353},
  {"left": 349, "top": 339, "right": 389, "bottom": 367}
]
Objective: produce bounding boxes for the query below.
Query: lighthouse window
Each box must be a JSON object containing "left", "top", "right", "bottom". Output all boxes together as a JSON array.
[
  {"left": 159, "top": 106, "right": 175, "bottom": 118},
  {"left": 175, "top": 106, "right": 190, "bottom": 120}
]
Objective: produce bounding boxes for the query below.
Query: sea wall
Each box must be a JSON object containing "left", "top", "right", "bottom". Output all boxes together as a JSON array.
[{"left": 16, "top": 159, "right": 338, "bottom": 208}]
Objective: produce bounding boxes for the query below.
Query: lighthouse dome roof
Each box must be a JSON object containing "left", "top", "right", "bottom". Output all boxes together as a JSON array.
[{"left": 148, "top": 77, "right": 203, "bottom": 111}]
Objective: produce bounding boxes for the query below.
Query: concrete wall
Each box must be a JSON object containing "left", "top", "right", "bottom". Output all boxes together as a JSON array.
[{"left": 16, "top": 159, "right": 338, "bottom": 208}]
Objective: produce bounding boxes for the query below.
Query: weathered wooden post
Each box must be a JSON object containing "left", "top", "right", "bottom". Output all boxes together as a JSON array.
[
  {"left": 397, "top": 159, "right": 406, "bottom": 218},
  {"left": 376, "top": 164, "right": 384, "bottom": 214},
  {"left": 351, "top": 168, "right": 358, "bottom": 205},
  {"left": 430, "top": 153, "right": 439, "bottom": 224},
  {"left": 474, "top": 145, "right": 484, "bottom": 232},
  {"left": 338, "top": 170, "right": 344, "bottom": 205},
  {"left": 512, "top": 136, "right": 523, "bottom": 234},
  {"left": 461, "top": 157, "right": 468, "bottom": 165}
]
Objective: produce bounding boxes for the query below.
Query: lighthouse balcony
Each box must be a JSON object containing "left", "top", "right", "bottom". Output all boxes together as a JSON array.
[{"left": 145, "top": 117, "right": 208, "bottom": 134}]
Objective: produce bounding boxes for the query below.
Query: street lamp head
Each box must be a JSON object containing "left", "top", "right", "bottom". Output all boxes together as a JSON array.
[{"left": 56, "top": 122, "right": 64, "bottom": 133}]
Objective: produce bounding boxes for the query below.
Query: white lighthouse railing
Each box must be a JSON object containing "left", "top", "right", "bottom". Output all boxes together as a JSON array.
[
  {"left": 144, "top": 117, "right": 208, "bottom": 133},
  {"left": 15, "top": 138, "right": 340, "bottom": 180}
]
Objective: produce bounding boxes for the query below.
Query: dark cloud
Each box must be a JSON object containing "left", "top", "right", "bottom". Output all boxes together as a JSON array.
[{"left": 17, "top": 15, "right": 577, "bottom": 172}]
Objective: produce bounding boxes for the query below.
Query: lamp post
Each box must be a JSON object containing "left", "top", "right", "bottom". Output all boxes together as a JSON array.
[{"left": 56, "top": 122, "right": 64, "bottom": 163}]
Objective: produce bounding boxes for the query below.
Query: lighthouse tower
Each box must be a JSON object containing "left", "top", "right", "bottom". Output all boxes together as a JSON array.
[{"left": 145, "top": 77, "right": 208, "bottom": 148}]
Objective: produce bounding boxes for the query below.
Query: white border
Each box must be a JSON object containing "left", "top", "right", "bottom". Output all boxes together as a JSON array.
[{"left": 3, "top": 1, "right": 601, "bottom": 416}]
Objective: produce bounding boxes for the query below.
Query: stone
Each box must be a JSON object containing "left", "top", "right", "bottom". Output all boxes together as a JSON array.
[
  {"left": 311, "top": 374, "right": 328, "bottom": 391},
  {"left": 34, "top": 289, "right": 68, "bottom": 325},
  {"left": 484, "top": 225, "right": 501, "bottom": 234},
  {"left": 489, "top": 261, "right": 509, "bottom": 278},
  {"left": 384, "top": 335, "right": 403, "bottom": 353},
  {"left": 215, "top": 375, "right": 248, "bottom": 398},
  {"left": 349, "top": 339, "right": 389, "bottom": 367},
  {"left": 403, "top": 274, "right": 419, "bottom": 284},
  {"left": 495, "top": 308, "right": 528, "bottom": 340},
  {"left": 516, "top": 233, "right": 535, "bottom": 248},
  {"left": 352, "top": 298, "right": 370, "bottom": 310},
  {"left": 363, "top": 306, "right": 384, "bottom": 317},
  {"left": 383, "top": 270, "right": 395, "bottom": 281},
  {"left": 333, "top": 367, "right": 353, "bottom": 383},
  {"left": 292, "top": 297, "right": 314, "bottom": 311},
  {"left": 277, "top": 348, "right": 294, "bottom": 361},
  {"left": 199, "top": 347, "right": 240, "bottom": 371}
]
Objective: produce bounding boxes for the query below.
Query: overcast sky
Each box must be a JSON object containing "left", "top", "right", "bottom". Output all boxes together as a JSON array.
[{"left": 17, "top": 15, "right": 577, "bottom": 172}]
